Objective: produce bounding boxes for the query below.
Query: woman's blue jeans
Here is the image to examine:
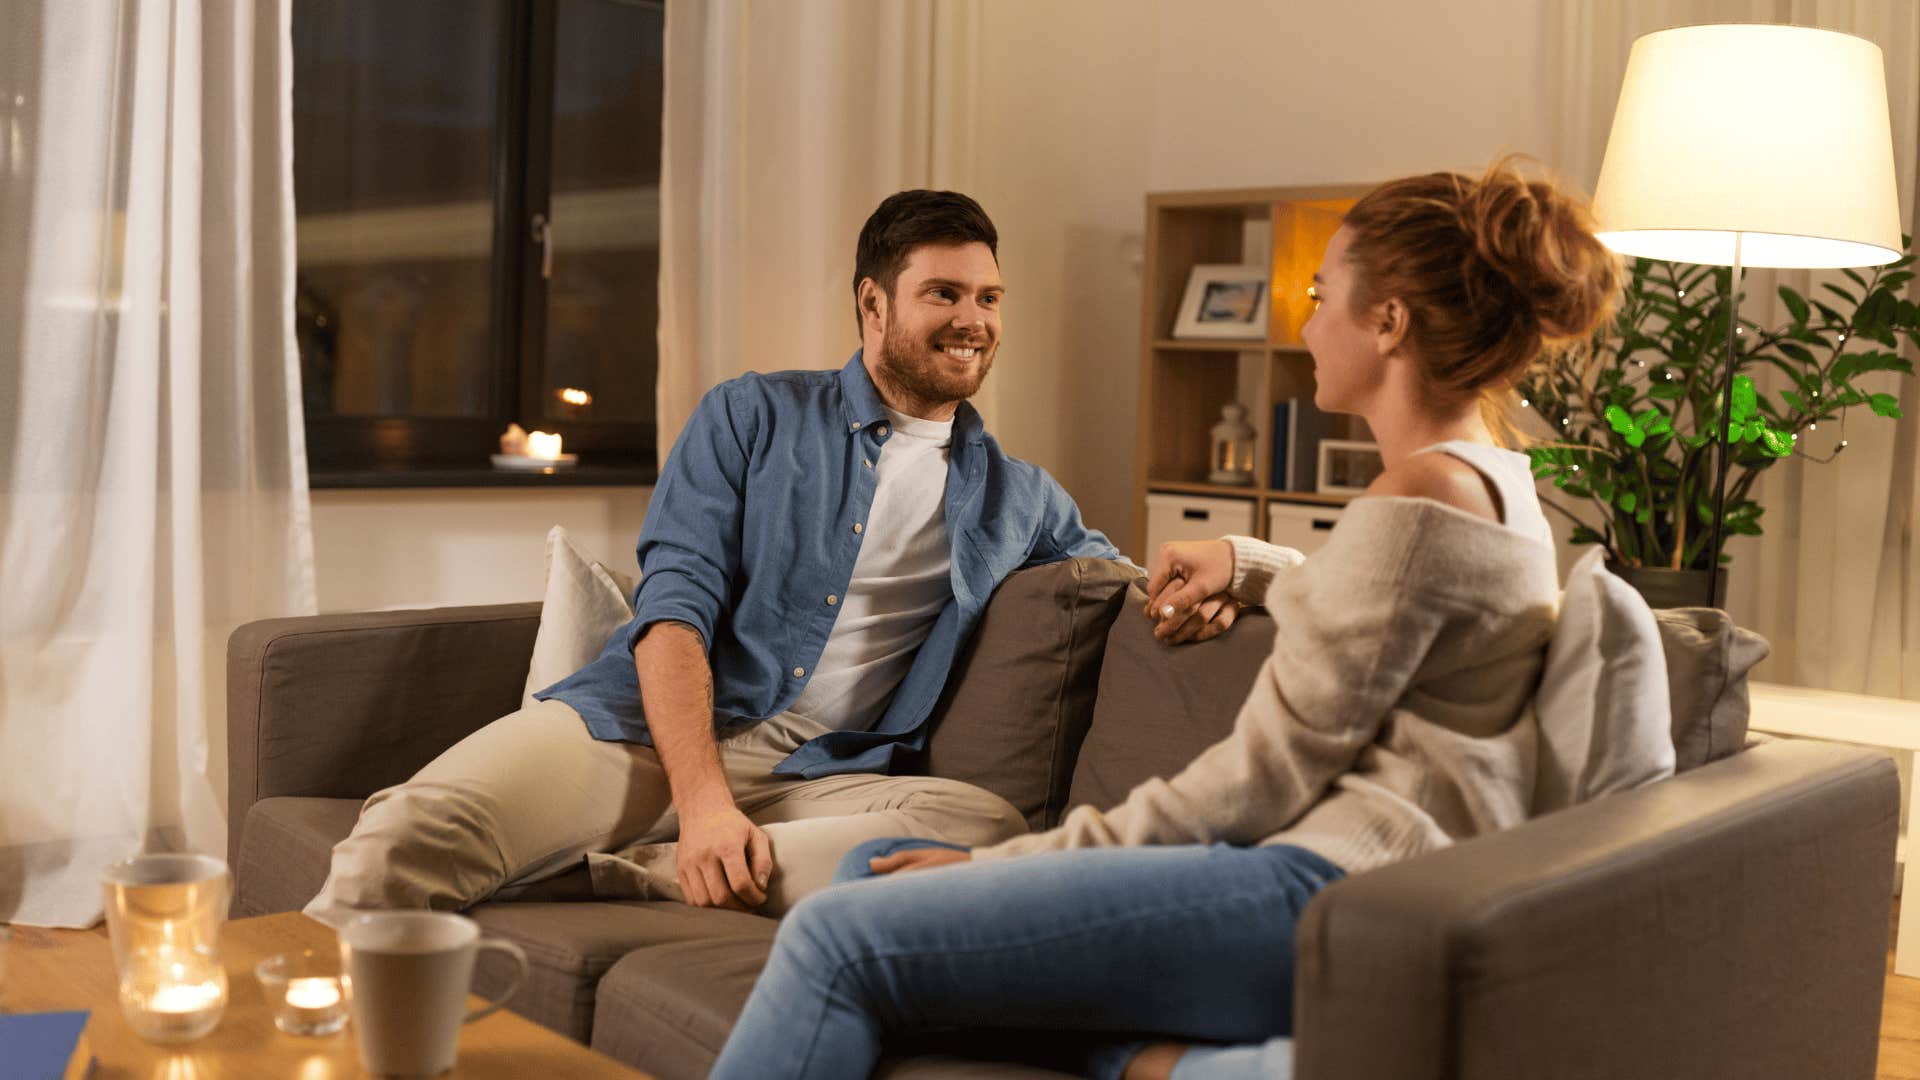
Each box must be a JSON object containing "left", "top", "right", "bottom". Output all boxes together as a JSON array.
[{"left": 709, "top": 838, "right": 1342, "bottom": 1080}]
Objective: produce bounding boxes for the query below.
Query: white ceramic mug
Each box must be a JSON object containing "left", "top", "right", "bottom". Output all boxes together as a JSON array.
[{"left": 338, "top": 912, "right": 528, "bottom": 1077}]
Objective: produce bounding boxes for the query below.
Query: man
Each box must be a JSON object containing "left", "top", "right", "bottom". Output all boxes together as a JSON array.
[{"left": 305, "top": 190, "right": 1131, "bottom": 919}]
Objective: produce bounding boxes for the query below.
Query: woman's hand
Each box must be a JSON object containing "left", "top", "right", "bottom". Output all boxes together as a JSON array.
[
  {"left": 868, "top": 848, "right": 972, "bottom": 875},
  {"left": 1144, "top": 539, "right": 1240, "bottom": 644}
]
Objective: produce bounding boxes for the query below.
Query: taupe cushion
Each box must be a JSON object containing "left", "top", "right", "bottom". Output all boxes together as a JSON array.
[
  {"left": 1066, "top": 583, "right": 1275, "bottom": 812},
  {"left": 233, "top": 797, "right": 362, "bottom": 917},
  {"left": 1653, "top": 608, "right": 1771, "bottom": 771},
  {"left": 473, "top": 901, "right": 774, "bottom": 1044},
  {"left": 926, "top": 557, "right": 1140, "bottom": 829},
  {"left": 591, "top": 936, "right": 776, "bottom": 1079},
  {"left": 590, "top": 938, "right": 1080, "bottom": 1080}
]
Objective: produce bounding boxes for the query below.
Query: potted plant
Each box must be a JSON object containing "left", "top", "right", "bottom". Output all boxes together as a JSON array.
[{"left": 1517, "top": 239, "right": 1920, "bottom": 608}]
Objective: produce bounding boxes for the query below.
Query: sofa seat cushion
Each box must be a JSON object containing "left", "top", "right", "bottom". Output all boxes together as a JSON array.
[
  {"left": 591, "top": 935, "right": 777, "bottom": 1079},
  {"left": 470, "top": 901, "right": 776, "bottom": 1044},
  {"left": 591, "top": 938, "right": 1080, "bottom": 1080},
  {"left": 234, "top": 796, "right": 363, "bottom": 917}
]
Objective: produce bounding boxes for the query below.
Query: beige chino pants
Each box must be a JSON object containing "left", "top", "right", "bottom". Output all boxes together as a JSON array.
[{"left": 304, "top": 699, "right": 1024, "bottom": 921}]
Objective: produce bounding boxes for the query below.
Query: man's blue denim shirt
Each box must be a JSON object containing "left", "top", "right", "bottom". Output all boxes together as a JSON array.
[{"left": 537, "top": 352, "right": 1129, "bottom": 779}]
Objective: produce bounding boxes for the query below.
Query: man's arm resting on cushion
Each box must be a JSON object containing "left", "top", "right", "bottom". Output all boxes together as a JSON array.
[{"left": 634, "top": 620, "right": 772, "bottom": 910}]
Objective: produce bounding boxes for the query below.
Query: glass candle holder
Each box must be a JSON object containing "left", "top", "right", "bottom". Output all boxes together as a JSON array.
[
  {"left": 256, "top": 950, "right": 349, "bottom": 1036},
  {"left": 100, "top": 854, "right": 231, "bottom": 1044}
]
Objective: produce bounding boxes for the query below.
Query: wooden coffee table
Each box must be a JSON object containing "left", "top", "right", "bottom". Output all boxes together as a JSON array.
[{"left": 1, "top": 911, "right": 650, "bottom": 1077}]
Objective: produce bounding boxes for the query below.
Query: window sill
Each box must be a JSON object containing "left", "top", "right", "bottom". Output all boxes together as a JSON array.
[{"left": 309, "top": 462, "right": 658, "bottom": 490}]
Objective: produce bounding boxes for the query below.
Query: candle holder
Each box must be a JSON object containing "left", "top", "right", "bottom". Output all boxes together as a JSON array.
[
  {"left": 256, "top": 951, "right": 349, "bottom": 1036},
  {"left": 100, "top": 854, "right": 231, "bottom": 1044}
]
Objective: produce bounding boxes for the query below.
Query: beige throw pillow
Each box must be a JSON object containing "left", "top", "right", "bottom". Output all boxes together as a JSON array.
[
  {"left": 1531, "top": 548, "right": 1677, "bottom": 814},
  {"left": 519, "top": 526, "right": 637, "bottom": 709},
  {"left": 1653, "top": 607, "right": 1771, "bottom": 771}
]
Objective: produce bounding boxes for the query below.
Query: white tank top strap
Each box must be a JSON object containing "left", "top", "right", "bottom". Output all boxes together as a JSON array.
[{"left": 1412, "top": 440, "right": 1554, "bottom": 546}]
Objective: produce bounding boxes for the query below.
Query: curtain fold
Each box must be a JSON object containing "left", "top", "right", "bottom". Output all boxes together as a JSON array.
[
  {"left": 1545, "top": 0, "right": 1920, "bottom": 696},
  {"left": 0, "top": 0, "right": 315, "bottom": 927},
  {"left": 656, "top": 0, "right": 984, "bottom": 458}
]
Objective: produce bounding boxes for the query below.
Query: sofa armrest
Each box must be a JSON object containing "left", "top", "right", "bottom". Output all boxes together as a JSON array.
[
  {"left": 1294, "top": 740, "right": 1896, "bottom": 1080},
  {"left": 226, "top": 603, "right": 542, "bottom": 865}
]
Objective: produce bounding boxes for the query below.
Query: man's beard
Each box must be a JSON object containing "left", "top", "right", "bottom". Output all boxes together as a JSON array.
[{"left": 875, "top": 316, "right": 995, "bottom": 407}]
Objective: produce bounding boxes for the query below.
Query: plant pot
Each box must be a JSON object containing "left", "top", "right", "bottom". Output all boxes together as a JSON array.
[{"left": 1605, "top": 562, "right": 1728, "bottom": 609}]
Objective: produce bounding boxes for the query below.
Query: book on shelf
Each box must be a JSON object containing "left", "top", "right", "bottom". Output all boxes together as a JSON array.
[{"left": 0, "top": 1010, "right": 95, "bottom": 1079}]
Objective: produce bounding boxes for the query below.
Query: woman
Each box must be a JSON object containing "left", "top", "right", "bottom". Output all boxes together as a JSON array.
[{"left": 710, "top": 159, "right": 1628, "bottom": 1080}]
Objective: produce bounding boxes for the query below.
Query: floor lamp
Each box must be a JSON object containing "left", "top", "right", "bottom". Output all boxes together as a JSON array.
[{"left": 1588, "top": 24, "right": 1904, "bottom": 608}]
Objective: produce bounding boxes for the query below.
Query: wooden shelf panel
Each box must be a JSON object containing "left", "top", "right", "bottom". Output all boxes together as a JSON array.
[
  {"left": 1151, "top": 338, "right": 1266, "bottom": 352},
  {"left": 1144, "top": 481, "right": 1354, "bottom": 508},
  {"left": 1146, "top": 480, "right": 1260, "bottom": 498}
]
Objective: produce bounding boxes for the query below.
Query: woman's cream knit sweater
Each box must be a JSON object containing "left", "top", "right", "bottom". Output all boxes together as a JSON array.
[{"left": 974, "top": 495, "right": 1561, "bottom": 874}]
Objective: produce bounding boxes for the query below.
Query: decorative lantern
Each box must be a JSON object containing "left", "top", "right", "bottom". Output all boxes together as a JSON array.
[
  {"left": 101, "top": 854, "right": 232, "bottom": 1044},
  {"left": 1209, "top": 402, "right": 1256, "bottom": 485}
]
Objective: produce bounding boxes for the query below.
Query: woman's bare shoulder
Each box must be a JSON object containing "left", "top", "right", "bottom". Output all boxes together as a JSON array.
[{"left": 1362, "top": 453, "right": 1502, "bottom": 523}]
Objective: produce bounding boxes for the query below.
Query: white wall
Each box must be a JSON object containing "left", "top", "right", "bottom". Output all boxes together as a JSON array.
[
  {"left": 315, "top": 2, "right": 1565, "bottom": 606},
  {"left": 311, "top": 487, "right": 648, "bottom": 613}
]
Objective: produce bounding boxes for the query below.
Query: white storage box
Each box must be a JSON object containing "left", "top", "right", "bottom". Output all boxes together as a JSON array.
[
  {"left": 1266, "top": 500, "right": 1342, "bottom": 557},
  {"left": 1144, "top": 493, "right": 1256, "bottom": 556}
]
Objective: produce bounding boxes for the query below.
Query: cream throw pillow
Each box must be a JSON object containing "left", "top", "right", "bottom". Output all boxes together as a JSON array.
[
  {"left": 1531, "top": 547, "right": 1677, "bottom": 814},
  {"left": 519, "top": 525, "right": 637, "bottom": 709}
]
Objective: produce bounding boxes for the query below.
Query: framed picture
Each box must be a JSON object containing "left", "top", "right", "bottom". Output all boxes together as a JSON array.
[
  {"left": 1317, "top": 439, "right": 1385, "bottom": 496},
  {"left": 1172, "top": 265, "right": 1269, "bottom": 340}
]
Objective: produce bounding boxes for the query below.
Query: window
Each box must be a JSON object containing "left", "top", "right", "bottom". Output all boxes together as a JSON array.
[{"left": 293, "top": 0, "right": 662, "bottom": 486}]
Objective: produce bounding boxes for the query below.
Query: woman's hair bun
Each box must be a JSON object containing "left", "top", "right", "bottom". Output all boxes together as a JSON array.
[
  {"left": 1342, "top": 155, "right": 1623, "bottom": 401},
  {"left": 1461, "top": 157, "right": 1621, "bottom": 343}
]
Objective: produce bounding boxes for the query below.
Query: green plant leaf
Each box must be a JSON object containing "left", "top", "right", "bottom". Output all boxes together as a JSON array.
[
  {"left": 1822, "top": 281, "right": 1859, "bottom": 307},
  {"left": 1776, "top": 341, "right": 1816, "bottom": 364},
  {"left": 1758, "top": 428, "right": 1794, "bottom": 457},
  {"left": 1730, "top": 376, "right": 1758, "bottom": 423},
  {"left": 1871, "top": 392, "right": 1904, "bottom": 418},
  {"left": 1782, "top": 389, "right": 1809, "bottom": 413},
  {"left": 1778, "top": 286, "right": 1809, "bottom": 324},
  {"left": 1570, "top": 525, "right": 1604, "bottom": 545},
  {"left": 1649, "top": 383, "right": 1685, "bottom": 401},
  {"left": 1616, "top": 490, "right": 1637, "bottom": 514}
]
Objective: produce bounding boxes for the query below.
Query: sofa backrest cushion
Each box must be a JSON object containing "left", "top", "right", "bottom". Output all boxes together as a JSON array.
[
  {"left": 1531, "top": 548, "right": 1676, "bottom": 814},
  {"left": 1065, "top": 582, "right": 1276, "bottom": 812},
  {"left": 924, "top": 557, "right": 1141, "bottom": 830},
  {"left": 520, "top": 525, "right": 637, "bottom": 709},
  {"left": 1654, "top": 607, "right": 1771, "bottom": 771}
]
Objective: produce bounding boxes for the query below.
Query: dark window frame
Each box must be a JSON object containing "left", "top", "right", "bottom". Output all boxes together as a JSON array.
[{"left": 301, "top": 0, "right": 660, "bottom": 489}]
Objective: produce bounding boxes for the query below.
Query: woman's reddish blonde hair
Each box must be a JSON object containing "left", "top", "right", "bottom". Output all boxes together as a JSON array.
[{"left": 1341, "top": 157, "right": 1622, "bottom": 438}]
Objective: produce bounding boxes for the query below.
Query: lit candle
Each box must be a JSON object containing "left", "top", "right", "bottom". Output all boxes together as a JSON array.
[
  {"left": 526, "top": 431, "right": 563, "bottom": 460},
  {"left": 149, "top": 980, "right": 223, "bottom": 1014},
  {"left": 284, "top": 977, "right": 341, "bottom": 1010}
]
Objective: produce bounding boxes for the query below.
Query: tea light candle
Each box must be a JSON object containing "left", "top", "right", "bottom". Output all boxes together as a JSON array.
[
  {"left": 526, "top": 431, "right": 563, "bottom": 460},
  {"left": 285, "top": 977, "right": 341, "bottom": 1010},
  {"left": 256, "top": 952, "right": 350, "bottom": 1036},
  {"left": 149, "top": 979, "right": 223, "bottom": 1014}
]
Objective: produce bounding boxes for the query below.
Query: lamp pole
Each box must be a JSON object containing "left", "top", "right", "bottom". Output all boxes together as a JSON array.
[{"left": 1706, "top": 232, "right": 1743, "bottom": 609}]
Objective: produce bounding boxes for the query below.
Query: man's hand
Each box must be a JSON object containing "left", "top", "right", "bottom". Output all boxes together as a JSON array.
[
  {"left": 869, "top": 847, "right": 971, "bottom": 875},
  {"left": 1144, "top": 539, "right": 1240, "bottom": 644},
  {"left": 676, "top": 805, "right": 774, "bottom": 909}
]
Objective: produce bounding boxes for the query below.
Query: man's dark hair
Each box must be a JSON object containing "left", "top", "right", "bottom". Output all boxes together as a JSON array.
[{"left": 852, "top": 190, "right": 998, "bottom": 329}]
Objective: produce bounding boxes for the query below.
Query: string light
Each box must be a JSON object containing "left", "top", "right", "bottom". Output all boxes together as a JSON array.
[
  {"left": 1840, "top": 440, "right": 1850, "bottom": 449},
  {"left": 1561, "top": 417, "right": 1571, "bottom": 426},
  {"left": 1519, "top": 398, "right": 1530, "bottom": 408},
  {"left": 1809, "top": 423, "right": 1817, "bottom": 430},
  {"left": 1838, "top": 333, "right": 1848, "bottom": 342}
]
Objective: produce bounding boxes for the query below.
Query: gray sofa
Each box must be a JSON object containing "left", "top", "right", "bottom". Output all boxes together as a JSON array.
[{"left": 227, "top": 557, "right": 1898, "bottom": 1078}]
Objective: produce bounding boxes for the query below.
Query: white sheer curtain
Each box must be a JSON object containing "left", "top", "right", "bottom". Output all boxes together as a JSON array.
[
  {"left": 1545, "top": 0, "right": 1920, "bottom": 696},
  {"left": 0, "top": 0, "right": 315, "bottom": 927},
  {"left": 657, "top": 0, "right": 986, "bottom": 455}
]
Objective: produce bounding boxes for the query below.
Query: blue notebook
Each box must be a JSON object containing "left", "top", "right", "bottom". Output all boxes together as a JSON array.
[{"left": 0, "top": 1010, "right": 94, "bottom": 1080}]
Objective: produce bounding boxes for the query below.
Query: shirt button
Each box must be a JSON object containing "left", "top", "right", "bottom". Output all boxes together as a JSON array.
[
  {"left": 793, "top": 666, "right": 806, "bottom": 678},
  {"left": 876, "top": 425, "right": 889, "bottom": 437},
  {"left": 863, "top": 458, "right": 873, "bottom": 469},
  {"left": 852, "top": 522, "right": 863, "bottom": 534},
  {"left": 826, "top": 594, "right": 838, "bottom": 605},
  {"left": 850, "top": 421, "right": 862, "bottom": 431}
]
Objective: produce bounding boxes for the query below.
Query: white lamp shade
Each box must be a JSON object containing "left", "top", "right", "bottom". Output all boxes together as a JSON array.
[{"left": 1592, "top": 24, "right": 1903, "bottom": 269}]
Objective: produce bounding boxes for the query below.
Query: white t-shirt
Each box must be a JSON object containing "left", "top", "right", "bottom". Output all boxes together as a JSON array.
[{"left": 786, "top": 405, "right": 955, "bottom": 731}]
